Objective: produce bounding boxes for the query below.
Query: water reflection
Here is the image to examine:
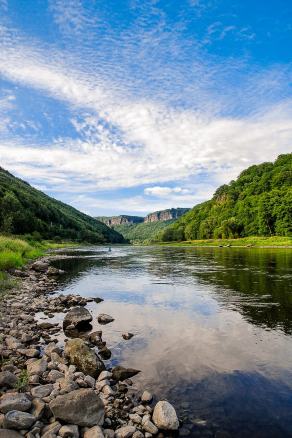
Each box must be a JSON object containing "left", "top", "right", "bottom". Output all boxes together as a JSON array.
[{"left": 51, "top": 246, "right": 292, "bottom": 437}]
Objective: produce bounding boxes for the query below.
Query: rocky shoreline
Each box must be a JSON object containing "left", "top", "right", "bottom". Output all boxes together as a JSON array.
[{"left": 0, "top": 257, "right": 179, "bottom": 438}]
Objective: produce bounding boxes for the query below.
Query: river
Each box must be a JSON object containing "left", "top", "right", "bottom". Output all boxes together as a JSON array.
[{"left": 51, "top": 245, "right": 292, "bottom": 437}]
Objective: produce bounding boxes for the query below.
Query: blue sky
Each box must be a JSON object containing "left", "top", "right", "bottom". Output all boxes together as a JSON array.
[{"left": 0, "top": 0, "right": 291, "bottom": 216}]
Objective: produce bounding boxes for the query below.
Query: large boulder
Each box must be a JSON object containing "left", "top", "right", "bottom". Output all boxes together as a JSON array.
[
  {"left": 49, "top": 388, "right": 104, "bottom": 427},
  {"left": 63, "top": 307, "right": 92, "bottom": 331},
  {"left": 31, "top": 261, "right": 49, "bottom": 272},
  {"left": 0, "top": 393, "right": 31, "bottom": 413},
  {"left": 152, "top": 400, "right": 179, "bottom": 430},
  {"left": 112, "top": 366, "right": 140, "bottom": 382},
  {"left": 64, "top": 338, "right": 105, "bottom": 378},
  {"left": 3, "top": 410, "right": 36, "bottom": 429}
]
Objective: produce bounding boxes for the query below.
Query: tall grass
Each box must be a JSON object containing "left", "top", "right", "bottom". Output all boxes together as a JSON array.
[{"left": 0, "top": 235, "right": 44, "bottom": 271}]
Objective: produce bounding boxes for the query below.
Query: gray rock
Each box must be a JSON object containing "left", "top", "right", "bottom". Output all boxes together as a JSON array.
[
  {"left": 122, "top": 333, "right": 134, "bottom": 340},
  {"left": 63, "top": 307, "right": 92, "bottom": 331},
  {"left": 65, "top": 338, "right": 105, "bottom": 378},
  {"left": 0, "top": 393, "right": 31, "bottom": 414},
  {"left": 115, "top": 426, "right": 136, "bottom": 438},
  {"left": 42, "top": 420, "right": 62, "bottom": 435},
  {"left": 104, "top": 430, "right": 115, "bottom": 438},
  {"left": 98, "top": 371, "right": 112, "bottom": 382},
  {"left": 31, "top": 383, "right": 53, "bottom": 398},
  {"left": 3, "top": 410, "right": 36, "bottom": 429},
  {"left": 49, "top": 388, "right": 104, "bottom": 427},
  {"left": 27, "top": 357, "right": 48, "bottom": 376},
  {"left": 112, "top": 366, "right": 140, "bottom": 382},
  {"left": 84, "top": 425, "right": 105, "bottom": 438},
  {"left": 152, "top": 400, "right": 179, "bottom": 430},
  {"left": 59, "top": 424, "right": 79, "bottom": 437},
  {"left": 0, "top": 430, "right": 23, "bottom": 438},
  {"left": 0, "top": 371, "right": 17, "bottom": 388},
  {"left": 31, "top": 261, "right": 49, "bottom": 272},
  {"left": 132, "top": 432, "right": 144, "bottom": 438},
  {"left": 97, "top": 314, "right": 114, "bottom": 325}
]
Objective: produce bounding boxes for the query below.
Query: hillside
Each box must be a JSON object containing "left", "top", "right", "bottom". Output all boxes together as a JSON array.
[
  {"left": 114, "top": 220, "right": 175, "bottom": 243},
  {"left": 0, "top": 168, "right": 124, "bottom": 243},
  {"left": 159, "top": 153, "right": 292, "bottom": 242}
]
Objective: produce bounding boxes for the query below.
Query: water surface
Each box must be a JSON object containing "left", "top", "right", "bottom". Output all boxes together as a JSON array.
[{"left": 52, "top": 246, "right": 292, "bottom": 437}]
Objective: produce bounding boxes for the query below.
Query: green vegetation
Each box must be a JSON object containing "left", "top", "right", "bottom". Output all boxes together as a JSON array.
[
  {"left": 0, "top": 167, "right": 123, "bottom": 243},
  {"left": 158, "top": 236, "right": 292, "bottom": 247},
  {"left": 113, "top": 220, "right": 175, "bottom": 243},
  {"left": 159, "top": 154, "right": 292, "bottom": 242},
  {"left": 0, "top": 235, "right": 44, "bottom": 271},
  {"left": 14, "top": 369, "right": 29, "bottom": 392}
]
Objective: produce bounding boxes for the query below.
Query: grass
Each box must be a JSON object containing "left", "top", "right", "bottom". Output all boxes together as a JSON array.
[{"left": 157, "top": 236, "right": 292, "bottom": 248}]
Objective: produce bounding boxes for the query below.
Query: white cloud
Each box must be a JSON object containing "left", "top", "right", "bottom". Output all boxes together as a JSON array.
[{"left": 144, "top": 186, "right": 190, "bottom": 197}]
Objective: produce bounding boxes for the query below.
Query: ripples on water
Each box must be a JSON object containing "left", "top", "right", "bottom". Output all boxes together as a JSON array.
[{"left": 51, "top": 246, "right": 292, "bottom": 437}]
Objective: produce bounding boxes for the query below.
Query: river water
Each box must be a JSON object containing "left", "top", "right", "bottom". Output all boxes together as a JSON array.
[{"left": 51, "top": 245, "right": 292, "bottom": 437}]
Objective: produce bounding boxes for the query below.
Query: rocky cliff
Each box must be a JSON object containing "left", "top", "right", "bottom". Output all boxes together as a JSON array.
[
  {"left": 97, "top": 215, "right": 144, "bottom": 226},
  {"left": 144, "top": 208, "right": 190, "bottom": 223}
]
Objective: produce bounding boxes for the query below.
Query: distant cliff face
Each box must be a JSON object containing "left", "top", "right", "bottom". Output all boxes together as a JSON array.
[
  {"left": 97, "top": 215, "right": 144, "bottom": 226},
  {"left": 98, "top": 209, "right": 190, "bottom": 227},
  {"left": 144, "top": 208, "right": 190, "bottom": 223}
]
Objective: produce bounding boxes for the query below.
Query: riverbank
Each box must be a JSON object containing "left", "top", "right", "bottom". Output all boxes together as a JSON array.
[
  {"left": 0, "top": 253, "right": 179, "bottom": 437},
  {"left": 156, "top": 235, "right": 292, "bottom": 248}
]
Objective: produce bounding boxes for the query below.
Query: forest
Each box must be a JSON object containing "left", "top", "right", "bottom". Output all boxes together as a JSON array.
[
  {"left": 159, "top": 153, "right": 292, "bottom": 242},
  {"left": 0, "top": 167, "right": 123, "bottom": 243}
]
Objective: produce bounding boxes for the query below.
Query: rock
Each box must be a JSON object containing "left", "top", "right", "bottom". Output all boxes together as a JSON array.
[
  {"left": 84, "top": 375, "right": 96, "bottom": 388},
  {"left": 132, "top": 433, "right": 144, "bottom": 438},
  {"left": 115, "top": 426, "right": 136, "bottom": 437},
  {"left": 0, "top": 393, "right": 31, "bottom": 413},
  {"left": 84, "top": 425, "right": 105, "bottom": 438},
  {"left": 31, "top": 261, "right": 49, "bottom": 272},
  {"left": 63, "top": 307, "right": 92, "bottom": 331},
  {"left": 92, "top": 297, "right": 104, "bottom": 304},
  {"left": 3, "top": 410, "right": 36, "bottom": 429},
  {"left": 0, "top": 430, "right": 23, "bottom": 438},
  {"left": 98, "top": 371, "right": 112, "bottom": 382},
  {"left": 112, "top": 366, "right": 140, "bottom": 382},
  {"left": 152, "top": 401, "right": 179, "bottom": 430},
  {"left": 59, "top": 424, "right": 79, "bottom": 437},
  {"left": 47, "top": 370, "right": 65, "bottom": 382},
  {"left": 49, "top": 388, "right": 104, "bottom": 427},
  {"left": 88, "top": 331, "right": 103, "bottom": 346},
  {"left": 97, "top": 314, "right": 114, "bottom": 325},
  {"left": 65, "top": 338, "right": 105, "bottom": 378},
  {"left": 141, "top": 391, "right": 153, "bottom": 403},
  {"left": 30, "top": 398, "right": 45, "bottom": 419},
  {"left": 31, "top": 383, "right": 53, "bottom": 398},
  {"left": 27, "top": 357, "right": 48, "bottom": 376},
  {"left": 104, "top": 430, "right": 115, "bottom": 438},
  {"left": 0, "top": 371, "right": 17, "bottom": 388},
  {"left": 122, "top": 333, "right": 134, "bottom": 340},
  {"left": 47, "top": 266, "right": 65, "bottom": 276},
  {"left": 143, "top": 419, "right": 158, "bottom": 434},
  {"left": 99, "top": 346, "right": 112, "bottom": 360}
]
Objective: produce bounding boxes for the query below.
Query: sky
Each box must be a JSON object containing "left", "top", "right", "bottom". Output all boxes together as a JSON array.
[{"left": 0, "top": 0, "right": 291, "bottom": 217}]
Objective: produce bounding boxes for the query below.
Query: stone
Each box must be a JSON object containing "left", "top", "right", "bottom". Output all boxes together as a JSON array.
[
  {"left": 42, "top": 420, "right": 62, "bottom": 435},
  {"left": 122, "top": 333, "right": 134, "bottom": 340},
  {"left": 63, "top": 307, "right": 92, "bottom": 331},
  {"left": 84, "top": 425, "right": 105, "bottom": 438},
  {"left": 31, "top": 383, "right": 53, "bottom": 398},
  {"left": 31, "top": 261, "right": 49, "bottom": 272},
  {"left": 132, "top": 433, "right": 144, "bottom": 438},
  {"left": 88, "top": 331, "right": 103, "bottom": 346},
  {"left": 99, "top": 346, "right": 112, "bottom": 360},
  {"left": 0, "top": 371, "right": 17, "bottom": 388},
  {"left": 104, "top": 430, "right": 115, "bottom": 438},
  {"left": 49, "top": 388, "right": 104, "bottom": 427},
  {"left": 0, "top": 393, "right": 31, "bottom": 414},
  {"left": 115, "top": 426, "right": 136, "bottom": 438},
  {"left": 98, "top": 371, "right": 112, "bottom": 382},
  {"left": 84, "top": 375, "right": 96, "bottom": 388},
  {"left": 65, "top": 338, "right": 105, "bottom": 378},
  {"left": 27, "top": 357, "right": 48, "bottom": 376},
  {"left": 141, "top": 391, "right": 153, "bottom": 403},
  {"left": 152, "top": 401, "right": 179, "bottom": 430},
  {"left": 31, "top": 398, "right": 45, "bottom": 419},
  {"left": 48, "top": 370, "right": 65, "bottom": 382},
  {"left": 143, "top": 419, "right": 158, "bottom": 434},
  {"left": 112, "top": 366, "right": 140, "bottom": 382},
  {"left": 0, "top": 431, "right": 23, "bottom": 438},
  {"left": 3, "top": 410, "right": 36, "bottom": 429},
  {"left": 59, "top": 424, "right": 79, "bottom": 437},
  {"left": 97, "top": 314, "right": 114, "bottom": 325}
]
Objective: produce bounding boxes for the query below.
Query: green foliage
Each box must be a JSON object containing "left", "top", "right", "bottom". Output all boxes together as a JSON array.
[
  {"left": 0, "top": 235, "right": 43, "bottom": 271},
  {"left": 160, "top": 154, "right": 292, "bottom": 242},
  {"left": 0, "top": 167, "right": 123, "bottom": 243},
  {"left": 114, "top": 220, "right": 175, "bottom": 243},
  {"left": 14, "top": 369, "right": 29, "bottom": 392}
]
